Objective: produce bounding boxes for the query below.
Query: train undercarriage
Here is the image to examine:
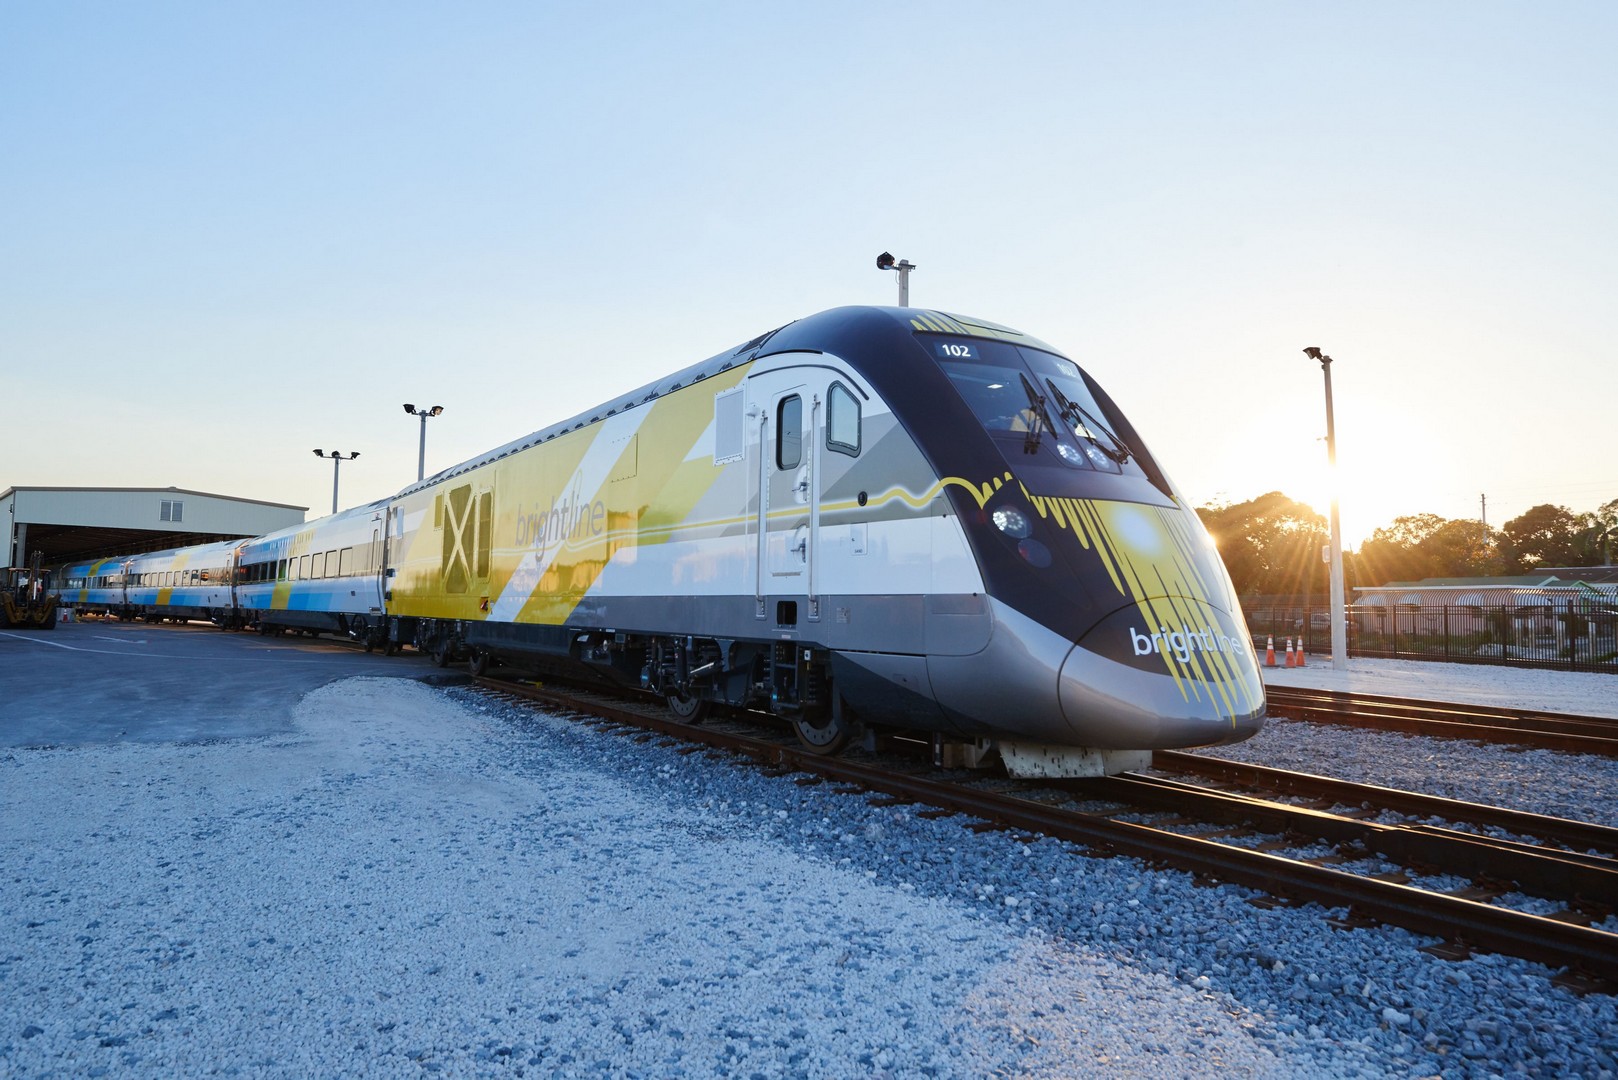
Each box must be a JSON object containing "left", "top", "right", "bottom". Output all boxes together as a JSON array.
[{"left": 392, "top": 616, "right": 856, "bottom": 753}]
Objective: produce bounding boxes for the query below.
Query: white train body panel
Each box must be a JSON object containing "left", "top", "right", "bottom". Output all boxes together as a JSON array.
[
  {"left": 123, "top": 540, "right": 240, "bottom": 622},
  {"left": 56, "top": 556, "right": 130, "bottom": 614},
  {"left": 237, "top": 500, "right": 387, "bottom": 632}
]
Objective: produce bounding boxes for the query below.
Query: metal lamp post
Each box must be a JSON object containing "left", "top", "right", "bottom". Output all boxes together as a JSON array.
[
  {"left": 403, "top": 404, "right": 445, "bottom": 483},
  {"left": 313, "top": 449, "right": 360, "bottom": 515},
  {"left": 875, "top": 252, "right": 916, "bottom": 307},
  {"left": 1303, "top": 347, "right": 1348, "bottom": 669}
]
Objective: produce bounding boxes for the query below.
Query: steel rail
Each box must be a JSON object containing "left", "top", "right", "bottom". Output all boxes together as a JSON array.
[
  {"left": 1265, "top": 687, "right": 1618, "bottom": 756},
  {"left": 1268, "top": 687, "right": 1618, "bottom": 730},
  {"left": 1090, "top": 772, "right": 1618, "bottom": 906},
  {"left": 1155, "top": 750, "right": 1618, "bottom": 858},
  {"left": 473, "top": 677, "right": 1618, "bottom": 983}
]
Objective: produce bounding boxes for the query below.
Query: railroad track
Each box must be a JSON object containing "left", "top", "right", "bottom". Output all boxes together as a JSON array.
[
  {"left": 470, "top": 676, "right": 1618, "bottom": 990},
  {"left": 1265, "top": 686, "right": 1618, "bottom": 756}
]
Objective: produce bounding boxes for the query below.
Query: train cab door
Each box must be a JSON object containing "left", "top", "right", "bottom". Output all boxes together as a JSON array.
[
  {"left": 381, "top": 506, "right": 399, "bottom": 604},
  {"left": 763, "top": 383, "right": 823, "bottom": 625},
  {"left": 365, "top": 512, "right": 385, "bottom": 615}
]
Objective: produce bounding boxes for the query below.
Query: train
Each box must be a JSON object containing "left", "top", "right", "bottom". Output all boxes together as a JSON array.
[{"left": 53, "top": 306, "right": 1266, "bottom": 776}]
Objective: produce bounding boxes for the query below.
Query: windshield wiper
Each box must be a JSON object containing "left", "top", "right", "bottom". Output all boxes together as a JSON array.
[
  {"left": 1045, "top": 378, "right": 1133, "bottom": 464},
  {"left": 1017, "top": 373, "right": 1055, "bottom": 455}
]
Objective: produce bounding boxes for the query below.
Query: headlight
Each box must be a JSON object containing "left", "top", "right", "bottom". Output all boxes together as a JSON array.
[
  {"left": 992, "top": 507, "right": 1031, "bottom": 538},
  {"left": 1018, "top": 538, "right": 1052, "bottom": 568},
  {"left": 1057, "top": 443, "right": 1084, "bottom": 466}
]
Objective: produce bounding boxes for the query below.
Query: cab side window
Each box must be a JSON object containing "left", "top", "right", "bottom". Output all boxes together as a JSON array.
[
  {"left": 776, "top": 395, "right": 802, "bottom": 469},
  {"left": 826, "top": 382, "right": 860, "bottom": 457}
]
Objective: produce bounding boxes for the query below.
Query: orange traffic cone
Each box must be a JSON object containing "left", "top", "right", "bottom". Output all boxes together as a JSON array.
[
  {"left": 1284, "top": 638, "right": 1295, "bottom": 667},
  {"left": 1265, "top": 635, "right": 1276, "bottom": 667},
  {"left": 1296, "top": 638, "right": 1306, "bottom": 667}
]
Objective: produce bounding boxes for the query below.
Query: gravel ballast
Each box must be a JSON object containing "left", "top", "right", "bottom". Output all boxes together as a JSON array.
[{"left": 5, "top": 672, "right": 1618, "bottom": 1077}]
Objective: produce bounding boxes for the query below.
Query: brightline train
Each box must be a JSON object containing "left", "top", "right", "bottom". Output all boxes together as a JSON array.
[{"left": 56, "top": 306, "right": 1266, "bottom": 776}]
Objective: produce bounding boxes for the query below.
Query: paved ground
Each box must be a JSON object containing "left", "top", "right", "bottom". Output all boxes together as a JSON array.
[{"left": 0, "top": 617, "right": 439, "bottom": 747}]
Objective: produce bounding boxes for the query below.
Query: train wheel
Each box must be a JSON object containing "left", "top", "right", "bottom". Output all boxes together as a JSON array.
[
  {"left": 665, "top": 690, "right": 710, "bottom": 725},
  {"left": 791, "top": 698, "right": 852, "bottom": 755},
  {"left": 431, "top": 638, "right": 453, "bottom": 667},
  {"left": 384, "top": 639, "right": 401, "bottom": 657},
  {"left": 467, "top": 649, "right": 490, "bottom": 677}
]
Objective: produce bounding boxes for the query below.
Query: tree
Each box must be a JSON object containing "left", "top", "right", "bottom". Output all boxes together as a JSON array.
[
  {"left": 1501, "top": 504, "right": 1590, "bottom": 572},
  {"left": 1581, "top": 498, "right": 1618, "bottom": 565},
  {"left": 1356, "top": 514, "right": 1448, "bottom": 585},
  {"left": 1368, "top": 513, "right": 1449, "bottom": 549},
  {"left": 1196, "top": 492, "right": 1328, "bottom": 598},
  {"left": 1419, "top": 518, "right": 1506, "bottom": 578}
]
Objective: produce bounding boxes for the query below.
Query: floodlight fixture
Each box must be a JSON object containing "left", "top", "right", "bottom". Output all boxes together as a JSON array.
[
  {"left": 312, "top": 449, "right": 361, "bottom": 514},
  {"left": 404, "top": 403, "right": 447, "bottom": 482},
  {"left": 875, "top": 251, "right": 916, "bottom": 307}
]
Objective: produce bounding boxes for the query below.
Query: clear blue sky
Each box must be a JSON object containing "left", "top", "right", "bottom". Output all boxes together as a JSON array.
[{"left": 4, "top": 2, "right": 1613, "bottom": 546}]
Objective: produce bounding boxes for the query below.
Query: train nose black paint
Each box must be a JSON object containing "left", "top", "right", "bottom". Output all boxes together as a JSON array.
[{"left": 1059, "top": 598, "right": 1267, "bottom": 748}]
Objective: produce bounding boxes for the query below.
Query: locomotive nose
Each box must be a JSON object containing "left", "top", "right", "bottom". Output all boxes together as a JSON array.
[{"left": 1058, "top": 600, "right": 1267, "bottom": 748}]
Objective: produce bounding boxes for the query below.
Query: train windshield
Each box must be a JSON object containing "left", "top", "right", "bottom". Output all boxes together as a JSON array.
[{"left": 932, "top": 338, "right": 1137, "bottom": 475}]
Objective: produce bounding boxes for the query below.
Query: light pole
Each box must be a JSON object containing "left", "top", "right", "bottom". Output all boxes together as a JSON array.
[
  {"left": 403, "top": 404, "right": 444, "bottom": 483},
  {"left": 1303, "top": 347, "right": 1348, "bottom": 669},
  {"left": 875, "top": 252, "right": 916, "bottom": 307},
  {"left": 313, "top": 449, "right": 360, "bottom": 515}
]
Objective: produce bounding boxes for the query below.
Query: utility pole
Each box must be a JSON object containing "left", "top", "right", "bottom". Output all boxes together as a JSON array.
[
  {"left": 313, "top": 450, "right": 360, "bottom": 515},
  {"left": 404, "top": 404, "right": 445, "bottom": 483},
  {"left": 1303, "top": 347, "right": 1348, "bottom": 670}
]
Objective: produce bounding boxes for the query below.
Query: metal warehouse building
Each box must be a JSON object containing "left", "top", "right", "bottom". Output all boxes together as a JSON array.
[{"left": 3, "top": 486, "right": 307, "bottom": 567}]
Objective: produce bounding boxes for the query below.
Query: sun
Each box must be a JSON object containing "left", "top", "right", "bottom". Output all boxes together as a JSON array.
[{"left": 1298, "top": 465, "right": 1439, "bottom": 552}]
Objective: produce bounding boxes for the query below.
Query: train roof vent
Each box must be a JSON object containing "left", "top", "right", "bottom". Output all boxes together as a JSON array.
[{"left": 732, "top": 324, "right": 786, "bottom": 357}]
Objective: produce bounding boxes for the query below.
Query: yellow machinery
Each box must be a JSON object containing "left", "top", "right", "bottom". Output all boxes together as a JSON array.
[{"left": 2, "top": 551, "right": 58, "bottom": 629}]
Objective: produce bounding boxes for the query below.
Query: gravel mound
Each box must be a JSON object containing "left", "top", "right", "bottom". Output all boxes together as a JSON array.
[
  {"left": 4, "top": 678, "right": 1289, "bottom": 1078},
  {"left": 3, "top": 675, "right": 1616, "bottom": 1077}
]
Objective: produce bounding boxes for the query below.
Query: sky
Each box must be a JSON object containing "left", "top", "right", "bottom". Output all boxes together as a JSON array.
[{"left": 3, "top": 2, "right": 1614, "bottom": 549}]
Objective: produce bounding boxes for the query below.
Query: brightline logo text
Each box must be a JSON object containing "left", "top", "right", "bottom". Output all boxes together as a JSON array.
[{"left": 1130, "top": 626, "right": 1246, "bottom": 665}]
